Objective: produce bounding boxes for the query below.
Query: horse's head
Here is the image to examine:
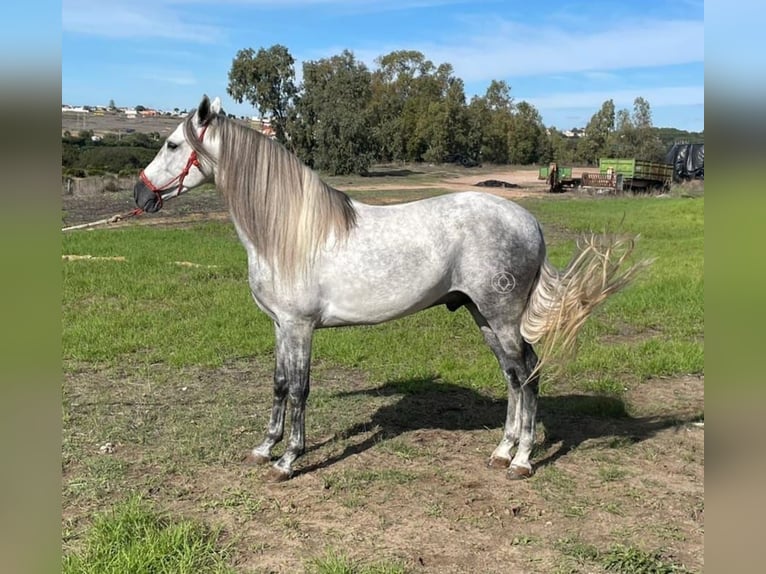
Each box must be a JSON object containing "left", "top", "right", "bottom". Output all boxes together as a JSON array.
[{"left": 134, "top": 95, "right": 222, "bottom": 212}]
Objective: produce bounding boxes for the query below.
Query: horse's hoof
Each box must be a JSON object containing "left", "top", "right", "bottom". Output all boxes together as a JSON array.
[
  {"left": 243, "top": 452, "right": 270, "bottom": 466},
  {"left": 507, "top": 465, "right": 533, "bottom": 480},
  {"left": 265, "top": 467, "right": 292, "bottom": 483},
  {"left": 488, "top": 456, "right": 511, "bottom": 469}
]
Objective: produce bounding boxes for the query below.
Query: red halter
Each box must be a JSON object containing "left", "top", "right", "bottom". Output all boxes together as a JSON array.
[{"left": 138, "top": 124, "right": 209, "bottom": 210}]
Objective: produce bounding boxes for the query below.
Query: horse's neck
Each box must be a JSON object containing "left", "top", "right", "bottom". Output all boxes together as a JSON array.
[{"left": 229, "top": 212, "right": 308, "bottom": 290}]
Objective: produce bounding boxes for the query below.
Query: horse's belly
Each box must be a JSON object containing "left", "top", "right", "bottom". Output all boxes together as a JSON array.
[
  {"left": 318, "top": 289, "right": 444, "bottom": 326},
  {"left": 317, "top": 261, "right": 452, "bottom": 327}
]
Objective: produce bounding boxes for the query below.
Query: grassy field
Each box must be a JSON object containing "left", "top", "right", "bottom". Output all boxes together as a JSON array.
[
  {"left": 63, "top": 195, "right": 703, "bottom": 390},
  {"left": 62, "top": 192, "right": 704, "bottom": 573}
]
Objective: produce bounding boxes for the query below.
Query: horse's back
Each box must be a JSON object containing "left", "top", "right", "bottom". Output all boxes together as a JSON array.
[
  {"left": 352, "top": 191, "right": 540, "bottom": 237},
  {"left": 350, "top": 191, "right": 544, "bottom": 265}
]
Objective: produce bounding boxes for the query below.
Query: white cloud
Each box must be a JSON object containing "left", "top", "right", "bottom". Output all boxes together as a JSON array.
[
  {"left": 63, "top": 0, "right": 223, "bottom": 43},
  {"left": 64, "top": 0, "right": 479, "bottom": 31},
  {"left": 581, "top": 71, "right": 619, "bottom": 82},
  {"left": 164, "top": 0, "right": 476, "bottom": 9},
  {"left": 352, "top": 18, "right": 703, "bottom": 81},
  {"left": 141, "top": 71, "right": 199, "bottom": 86},
  {"left": 522, "top": 86, "right": 705, "bottom": 111}
]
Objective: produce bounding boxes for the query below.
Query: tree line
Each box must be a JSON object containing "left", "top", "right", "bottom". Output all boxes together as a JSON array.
[
  {"left": 62, "top": 130, "right": 163, "bottom": 177},
  {"left": 61, "top": 45, "right": 703, "bottom": 177},
  {"left": 227, "top": 45, "right": 702, "bottom": 175}
]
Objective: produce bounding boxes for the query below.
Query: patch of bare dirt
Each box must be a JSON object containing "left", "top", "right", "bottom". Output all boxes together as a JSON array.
[{"left": 63, "top": 360, "right": 704, "bottom": 573}]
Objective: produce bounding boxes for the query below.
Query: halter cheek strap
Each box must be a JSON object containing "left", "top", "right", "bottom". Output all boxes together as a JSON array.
[{"left": 139, "top": 124, "right": 209, "bottom": 209}]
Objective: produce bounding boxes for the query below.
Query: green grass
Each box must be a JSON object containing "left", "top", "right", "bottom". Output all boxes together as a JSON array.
[
  {"left": 62, "top": 222, "right": 267, "bottom": 367},
  {"left": 63, "top": 196, "right": 703, "bottom": 395},
  {"left": 522, "top": 197, "right": 703, "bottom": 393},
  {"left": 307, "top": 549, "right": 409, "bottom": 574},
  {"left": 62, "top": 193, "right": 703, "bottom": 573},
  {"left": 63, "top": 496, "right": 235, "bottom": 574},
  {"left": 602, "top": 544, "right": 690, "bottom": 573},
  {"left": 554, "top": 538, "right": 690, "bottom": 574},
  {"left": 322, "top": 468, "right": 419, "bottom": 492}
]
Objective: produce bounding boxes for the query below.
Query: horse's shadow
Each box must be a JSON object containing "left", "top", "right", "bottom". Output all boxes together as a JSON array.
[{"left": 298, "top": 376, "right": 697, "bottom": 476}]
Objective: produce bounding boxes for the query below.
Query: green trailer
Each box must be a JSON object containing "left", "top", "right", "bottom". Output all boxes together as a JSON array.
[
  {"left": 538, "top": 163, "right": 580, "bottom": 193},
  {"left": 594, "top": 158, "right": 673, "bottom": 191}
]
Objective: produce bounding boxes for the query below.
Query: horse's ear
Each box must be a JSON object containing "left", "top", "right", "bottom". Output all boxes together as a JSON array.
[
  {"left": 197, "top": 94, "right": 212, "bottom": 125},
  {"left": 210, "top": 97, "right": 222, "bottom": 115}
]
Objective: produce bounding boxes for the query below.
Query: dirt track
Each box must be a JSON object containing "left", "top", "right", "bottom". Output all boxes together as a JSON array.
[{"left": 61, "top": 168, "right": 555, "bottom": 229}]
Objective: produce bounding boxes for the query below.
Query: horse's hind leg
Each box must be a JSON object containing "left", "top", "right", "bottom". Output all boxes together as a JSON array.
[
  {"left": 507, "top": 342, "right": 539, "bottom": 479},
  {"left": 467, "top": 303, "right": 520, "bottom": 467},
  {"left": 467, "top": 302, "right": 539, "bottom": 479}
]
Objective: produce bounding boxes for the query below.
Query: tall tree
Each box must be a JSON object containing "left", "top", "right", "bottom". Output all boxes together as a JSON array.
[
  {"left": 473, "top": 80, "right": 515, "bottom": 163},
  {"left": 632, "top": 96, "right": 652, "bottom": 129},
  {"left": 578, "top": 99, "right": 615, "bottom": 164},
  {"left": 227, "top": 45, "right": 297, "bottom": 144},
  {"left": 368, "top": 51, "right": 471, "bottom": 163},
  {"left": 508, "top": 101, "right": 548, "bottom": 164},
  {"left": 631, "top": 97, "right": 664, "bottom": 160},
  {"left": 369, "top": 50, "right": 435, "bottom": 162},
  {"left": 547, "top": 127, "right": 579, "bottom": 164},
  {"left": 607, "top": 98, "right": 665, "bottom": 161},
  {"left": 416, "top": 76, "right": 470, "bottom": 163},
  {"left": 466, "top": 96, "right": 489, "bottom": 163},
  {"left": 290, "top": 50, "right": 374, "bottom": 175},
  {"left": 409, "top": 62, "right": 463, "bottom": 162},
  {"left": 484, "top": 79, "right": 514, "bottom": 112},
  {"left": 443, "top": 77, "right": 471, "bottom": 161}
]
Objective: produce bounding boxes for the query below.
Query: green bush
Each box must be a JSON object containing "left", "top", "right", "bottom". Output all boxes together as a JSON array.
[{"left": 62, "top": 133, "right": 162, "bottom": 175}]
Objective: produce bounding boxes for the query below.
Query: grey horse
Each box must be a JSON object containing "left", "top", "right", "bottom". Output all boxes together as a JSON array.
[{"left": 134, "top": 95, "right": 644, "bottom": 482}]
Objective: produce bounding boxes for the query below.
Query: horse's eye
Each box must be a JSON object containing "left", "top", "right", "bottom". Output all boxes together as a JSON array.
[{"left": 167, "top": 141, "right": 178, "bottom": 150}]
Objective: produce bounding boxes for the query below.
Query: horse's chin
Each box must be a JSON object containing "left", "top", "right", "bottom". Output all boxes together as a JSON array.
[{"left": 133, "top": 181, "right": 163, "bottom": 213}]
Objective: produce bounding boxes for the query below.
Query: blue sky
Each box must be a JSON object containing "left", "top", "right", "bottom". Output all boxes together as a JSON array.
[{"left": 62, "top": 0, "right": 704, "bottom": 132}]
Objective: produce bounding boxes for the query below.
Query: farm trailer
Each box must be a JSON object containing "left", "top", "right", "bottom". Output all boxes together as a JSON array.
[
  {"left": 581, "top": 158, "right": 674, "bottom": 192},
  {"left": 538, "top": 163, "right": 581, "bottom": 193}
]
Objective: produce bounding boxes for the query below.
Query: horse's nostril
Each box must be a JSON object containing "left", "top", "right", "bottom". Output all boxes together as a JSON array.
[{"left": 133, "top": 181, "right": 162, "bottom": 212}]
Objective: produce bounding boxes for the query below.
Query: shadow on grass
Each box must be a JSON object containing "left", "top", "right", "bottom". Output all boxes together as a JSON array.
[
  {"left": 361, "top": 169, "right": 423, "bottom": 178},
  {"left": 297, "top": 376, "right": 698, "bottom": 476}
]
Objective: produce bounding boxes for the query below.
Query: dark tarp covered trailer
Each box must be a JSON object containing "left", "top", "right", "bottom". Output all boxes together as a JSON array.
[{"left": 665, "top": 143, "right": 704, "bottom": 181}]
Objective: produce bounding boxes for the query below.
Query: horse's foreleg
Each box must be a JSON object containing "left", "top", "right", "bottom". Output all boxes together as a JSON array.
[
  {"left": 245, "top": 364, "right": 289, "bottom": 465},
  {"left": 265, "top": 321, "right": 313, "bottom": 482}
]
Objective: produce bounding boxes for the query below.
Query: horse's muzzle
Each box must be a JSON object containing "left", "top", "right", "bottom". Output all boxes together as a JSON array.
[{"left": 133, "top": 180, "right": 162, "bottom": 213}]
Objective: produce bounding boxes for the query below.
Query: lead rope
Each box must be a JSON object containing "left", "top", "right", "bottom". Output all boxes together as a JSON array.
[{"left": 61, "top": 207, "right": 145, "bottom": 232}]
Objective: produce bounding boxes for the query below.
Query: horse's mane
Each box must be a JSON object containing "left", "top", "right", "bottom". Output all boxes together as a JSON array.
[{"left": 184, "top": 113, "right": 357, "bottom": 281}]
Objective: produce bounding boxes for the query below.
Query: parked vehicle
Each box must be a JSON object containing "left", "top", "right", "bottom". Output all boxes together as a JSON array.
[
  {"left": 581, "top": 158, "right": 673, "bottom": 192},
  {"left": 538, "top": 163, "right": 580, "bottom": 193}
]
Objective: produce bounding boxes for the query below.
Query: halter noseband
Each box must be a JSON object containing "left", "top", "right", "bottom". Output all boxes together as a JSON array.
[{"left": 138, "top": 124, "right": 209, "bottom": 209}]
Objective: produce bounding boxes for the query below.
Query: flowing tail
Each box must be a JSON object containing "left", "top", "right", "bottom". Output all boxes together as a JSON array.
[{"left": 520, "top": 233, "right": 651, "bottom": 380}]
